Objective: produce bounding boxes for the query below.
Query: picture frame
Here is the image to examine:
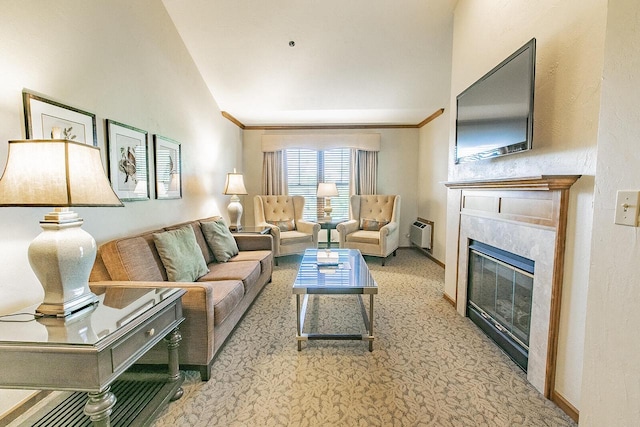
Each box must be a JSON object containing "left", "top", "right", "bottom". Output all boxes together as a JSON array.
[
  {"left": 153, "top": 135, "right": 182, "bottom": 200},
  {"left": 22, "top": 90, "right": 97, "bottom": 146},
  {"left": 106, "top": 119, "right": 149, "bottom": 201}
]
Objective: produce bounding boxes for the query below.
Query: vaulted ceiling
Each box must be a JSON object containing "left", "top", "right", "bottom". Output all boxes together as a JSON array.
[{"left": 163, "top": 0, "right": 456, "bottom": 127}]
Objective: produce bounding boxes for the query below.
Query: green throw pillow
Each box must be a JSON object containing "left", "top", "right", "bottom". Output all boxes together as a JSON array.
[
  {"left": 201, "top": 220, "right": 239, "bottom": 262},
  {"left": 153, "top": 225, "right": 209, "bottom": 282}
]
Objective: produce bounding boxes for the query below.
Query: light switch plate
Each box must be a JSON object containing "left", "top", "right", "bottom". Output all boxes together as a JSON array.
[{"left": 614, "top": 191, "right": 640, "bottom": 226}]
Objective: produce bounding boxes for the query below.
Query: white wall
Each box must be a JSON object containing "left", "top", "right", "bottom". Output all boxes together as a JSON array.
[
  {"left": 0, "top": 0, "right": 240, "bottom": 416},
  {"left": 445, "top": 0, "right": 607, "bottom": 410},
  {"left": 581, "top": 0, "right": 640, "bottom": 425},
  {"left": 241, "top": 128, "right": 419, "bottom": 248}
]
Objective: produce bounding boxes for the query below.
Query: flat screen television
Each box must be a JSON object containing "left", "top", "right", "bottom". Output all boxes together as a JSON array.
[{"left": 455, "top": 38, "right": 536, "bottom": 164}]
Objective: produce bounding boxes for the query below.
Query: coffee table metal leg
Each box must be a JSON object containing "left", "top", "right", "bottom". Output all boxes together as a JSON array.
[
  {"left": 369, "top": 294, "right": 374, "bottom": 352},
  {"left": 296, "top": 294, "right": 301, "bottom": 351}
]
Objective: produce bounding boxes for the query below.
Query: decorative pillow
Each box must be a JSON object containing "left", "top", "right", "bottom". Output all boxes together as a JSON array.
[
  {"left": 201, "top": 219, "right": 239, "bottom": 262},
  {"left": 153, "top": 226, "right": 209, "bottom": 282},
  {"left": 267, "top": 219, "right": 296, "bottom": 232},
  {"left": 360, "top": 218, "right": 389, "bottom": 231}
]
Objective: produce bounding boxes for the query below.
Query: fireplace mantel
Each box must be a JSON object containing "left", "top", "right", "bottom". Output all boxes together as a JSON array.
[
  {"left": 447, "top": 174, "right": 581, "bottom": 418},
  {"left": 444, "top": 175, "right": 581, "bottom": 190}
]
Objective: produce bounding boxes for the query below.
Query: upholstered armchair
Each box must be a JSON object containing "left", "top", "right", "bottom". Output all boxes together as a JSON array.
[
  {"left": 254, "top": 195, "right": 320, "bottom": 264},
  {"left": 336, "top": 195, "right": 401, "bottom": 265}
]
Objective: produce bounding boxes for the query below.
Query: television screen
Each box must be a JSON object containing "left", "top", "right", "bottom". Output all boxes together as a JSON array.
[{"left": 455, "top": 39, "right": 536, "bottom": 164}]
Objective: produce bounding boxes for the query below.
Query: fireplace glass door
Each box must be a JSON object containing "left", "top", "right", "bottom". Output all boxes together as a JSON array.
[{"left": 467, "top": 241, "right": 534, "bottom": 370}]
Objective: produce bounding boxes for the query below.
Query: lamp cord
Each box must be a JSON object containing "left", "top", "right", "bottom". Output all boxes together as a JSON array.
[{"left": 0, "top": 312, "right": 45, "bottom": 322}]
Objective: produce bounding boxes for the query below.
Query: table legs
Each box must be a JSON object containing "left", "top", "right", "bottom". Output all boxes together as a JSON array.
[
  {"left": 296, "top": 293, "right": 374, "bottom": 351},
  {"left": 84, "top": 388, "right": 117, "bottom": 427},
  {"left": 82, "top": 327, "right": 183, "bottom": 426},
  {"left": 165, "top": 327, "right": 184, "bottom": 400}
]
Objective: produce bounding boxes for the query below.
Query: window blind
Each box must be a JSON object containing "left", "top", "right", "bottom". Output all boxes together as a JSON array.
[{"left": 286, "top": 148, "right": 350, "bottom": 221}]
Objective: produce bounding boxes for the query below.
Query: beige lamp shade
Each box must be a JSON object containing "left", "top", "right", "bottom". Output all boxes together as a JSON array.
[
  {"left": 317, "top": 182, "right": 339, "bottom": 198},
  {"left": 223, "top": 170, "right": 248, "bottom": 195},
  {"left": 0, "top": 139, "right": 122, "bottom": 317},
  {"left": 0, "top": 139, "right": 123, "bottom": 207},
  {"left": 223, "top": 169, "right": 247, "bottom": 231}
]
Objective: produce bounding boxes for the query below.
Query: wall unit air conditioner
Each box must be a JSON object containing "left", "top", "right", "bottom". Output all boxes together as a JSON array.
[{"left": 410, "top": 219, "right": 432, "bottom": 250}]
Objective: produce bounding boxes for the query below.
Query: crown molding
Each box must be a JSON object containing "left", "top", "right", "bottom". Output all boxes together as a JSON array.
[{"left": 221, "top": 108, "right": 445, "bottom": 131}]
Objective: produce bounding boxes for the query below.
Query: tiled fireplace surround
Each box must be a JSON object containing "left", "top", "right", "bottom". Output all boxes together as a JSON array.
[{"left": 445, "top": 176, "right": 580, "bottom": 403}]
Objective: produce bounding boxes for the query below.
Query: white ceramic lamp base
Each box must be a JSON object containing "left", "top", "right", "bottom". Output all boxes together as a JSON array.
[
  {"left": 323, "top": 197, "right": 333, "bottom": 220},
  {"left": 227, "top": 195, "right": 244, "bottom": 232},
  {"left": 29, "top": 209, "right": 98, "bottom": 317}
]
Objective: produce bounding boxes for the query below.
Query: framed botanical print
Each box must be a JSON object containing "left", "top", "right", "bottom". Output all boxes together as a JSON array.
[
  {"left": 153, "top": 135, "right": 182, "bottom": 199},
  {"left": 106, "top": 119, "right": 149, "bottom": 201},
  {"left": 22, "top": 90, "right": 97, "bottom": 146}
]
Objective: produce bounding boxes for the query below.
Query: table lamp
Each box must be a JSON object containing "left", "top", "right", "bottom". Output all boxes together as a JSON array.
[
  {"left": 0, "top": 139, "right": 123, "bottom": 317},
  {"left": 317, "top": 182, "right": 339, "bottom": 220},
  {"left": 223, "top": 168, "right": 248, "bottom": 231}
]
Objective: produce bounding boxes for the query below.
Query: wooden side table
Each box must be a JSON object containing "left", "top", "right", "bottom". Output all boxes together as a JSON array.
[
  {"left": 0, "top": 287, "right": 186, "bottom": 426},
  {"left": 231, "top": 226, "right": 271, "bottom": 235},
  {"left": 317, "top": 218, "right": 347, "bottom": 249}
]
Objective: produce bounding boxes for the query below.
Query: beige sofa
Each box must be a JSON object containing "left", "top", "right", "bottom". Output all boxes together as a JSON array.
[{"left": 89, "top": 216, "right": 273, "bottom": 380}]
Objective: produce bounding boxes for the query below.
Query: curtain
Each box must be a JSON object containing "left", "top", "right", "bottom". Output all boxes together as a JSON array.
[
  {"left": 351, "top": 149, "right": 377, "bottom": 195},
  {"left": 262, "top": 151, "right": 287, "bottom": 195}
]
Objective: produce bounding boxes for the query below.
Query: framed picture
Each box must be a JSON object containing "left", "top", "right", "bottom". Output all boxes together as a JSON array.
[
  {"left": 22, "top": 90, "right": 97, "bottom": 146},
  {"left": 153, "top": 135, "right": 182, "bottom": 199},
  {"left": 106, "top": 119, "right": 149, "bottom": 201}
]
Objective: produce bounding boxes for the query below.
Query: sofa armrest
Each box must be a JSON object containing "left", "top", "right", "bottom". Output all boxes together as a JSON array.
[
  {"left": 336, "top": 220, "right": 359, "bottom": 237},
  {"left": 380, "top": 221, "right": 398, "bottom": 237},
  {"left": 234, "top": 233, "right": 274, "bottom": 251},
  {"left": 89, "top": 280, "right": 216, "bottom": 365},
  {"left": 296, "top": 220, "right": 320, "bottom": 236}
]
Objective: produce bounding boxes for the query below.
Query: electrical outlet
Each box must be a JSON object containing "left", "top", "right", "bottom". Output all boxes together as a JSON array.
[{"left": 614, "top": 191, "right": 640, "bottom": 226}]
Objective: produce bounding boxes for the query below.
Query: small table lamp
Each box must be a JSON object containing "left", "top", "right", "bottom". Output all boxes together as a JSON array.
[
  {"left": 317, "top": 182, "right": 339, "bottom": 220},
  {"left": 223, "top": 169, "right": 248, "bottom": 231},
  {"left": 0, "top": 139, "right": 123, "bottom": 317}
]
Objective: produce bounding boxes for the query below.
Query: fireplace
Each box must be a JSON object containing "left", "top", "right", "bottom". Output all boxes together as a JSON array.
[
  {"left": 445, "top": 175, "right": 580, "bottom": 401},
  {"left": 467, "top": 240, "right": 534, "bottom": 371}
]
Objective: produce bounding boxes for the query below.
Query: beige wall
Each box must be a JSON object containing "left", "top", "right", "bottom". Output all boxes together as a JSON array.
[
  {"left": 581, "top": 0, "right": 640, "bottom": 424},
  {"left": 446, "top": 0, "right": 608, "bottom": 409},
  {"left": 242, "top": 129, "right": 419, "bottom": 247},
  {"left": 0, "top": 0, "right": 241, "bottom": 415},
  {"left": 418, "top": 112, "right": 451, "bottom": 264}
]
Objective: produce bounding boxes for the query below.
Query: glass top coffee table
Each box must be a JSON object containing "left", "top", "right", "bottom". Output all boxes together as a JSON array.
[{"left": 292, "top": 248, "right": 378, "bottom": 351}]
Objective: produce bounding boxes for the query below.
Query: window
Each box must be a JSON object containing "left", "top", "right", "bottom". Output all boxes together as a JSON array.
[{"left": 286, "top": 148, "right": 350, "bottom": 221}]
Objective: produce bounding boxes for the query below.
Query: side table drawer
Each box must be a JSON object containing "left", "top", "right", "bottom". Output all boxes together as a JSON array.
[{"left": 111, "top": 304, "right": 179, "bottom": 373}]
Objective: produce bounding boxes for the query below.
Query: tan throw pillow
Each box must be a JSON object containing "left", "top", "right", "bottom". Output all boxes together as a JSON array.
[
  {"left": 267, "top": 219, "right": 296, "bottom": 231},
  {"left": 201, "top": 219, "right": 239, "bottom": 262},
  {"left": 153, "top": 226, "right": 209, "bottom": 282},
  {"left": 360, "top": 218, "right": 389, "bottom": 231}
]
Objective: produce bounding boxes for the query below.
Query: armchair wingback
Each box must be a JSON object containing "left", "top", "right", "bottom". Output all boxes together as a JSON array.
[
  {"left": 336, "top": 195, "right": 401, "bottom": 265},
  {"left": 254, "top": 195, "right": 320, "bottom": 262}
]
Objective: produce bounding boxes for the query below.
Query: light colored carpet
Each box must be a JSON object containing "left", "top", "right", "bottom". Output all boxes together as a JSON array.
[{"left": 152, "top": 249, "right": 576, "bottom": 427}]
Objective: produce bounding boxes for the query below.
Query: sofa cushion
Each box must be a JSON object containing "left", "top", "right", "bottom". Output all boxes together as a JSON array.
[
  {"left": 279, "top": 230, "right": 313, "bottom": 245},
  {"left": 201, "top": 219, "right": 239, "bottom": 262},
  {"left": 198, "top": 260, "right": 261, "bottom": 294},
  {"left": 153, "top": 226, "right": 209, "bottom": 282},
  {"left": 346, "top": 230, "right": 381, "bottom": 245},
  {"left": 360, "top": 218, "right": 389, "bottom": 231},
  {"left": 267, "top": 218, "right": 296, "bottom": 231},
  {"left": 100, "top": 232, "right": 168, "bottom": 282},
  {"left": 230, "top": 250, "right": 273, "bottom": 276},
  {"left": 210, "top": 280, "right": 245, "bottom": 326}
]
